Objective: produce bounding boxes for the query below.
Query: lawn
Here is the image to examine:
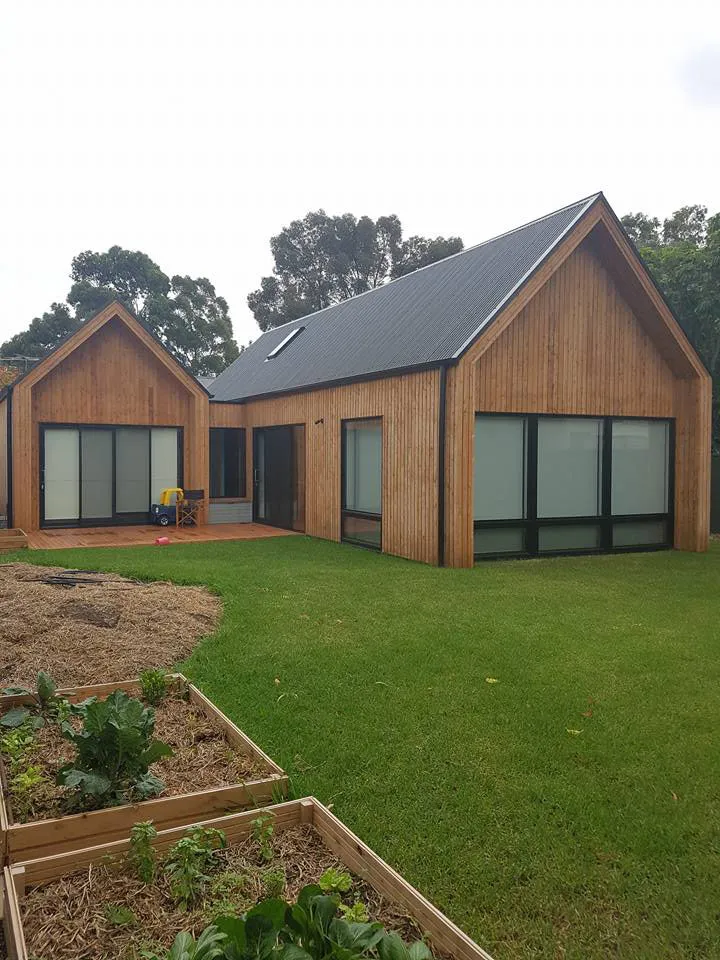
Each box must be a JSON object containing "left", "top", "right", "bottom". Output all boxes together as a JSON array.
[{"left": 9, "top": 537, "right": 720, "bottom": 959}]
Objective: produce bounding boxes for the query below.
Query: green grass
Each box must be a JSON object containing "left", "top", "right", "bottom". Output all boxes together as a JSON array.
[{"left": 10, "top": 537, "right": 720, "bottom": 958}]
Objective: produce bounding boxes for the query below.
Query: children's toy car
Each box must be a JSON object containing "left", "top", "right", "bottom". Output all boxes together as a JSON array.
[{"left": 151, "top": 488, "right": 183, "bottom": 526}]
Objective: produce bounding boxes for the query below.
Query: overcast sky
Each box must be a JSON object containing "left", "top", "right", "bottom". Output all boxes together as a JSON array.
[{"left": 1, "top": 0, "right": 719, "bottom": 350}]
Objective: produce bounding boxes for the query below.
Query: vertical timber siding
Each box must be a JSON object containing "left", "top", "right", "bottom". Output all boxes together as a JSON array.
[
  {"left": 211, "top": 369, "right": 441, "bottom": 564},
  {"left": 0, "top": 398, "right": 7, "bottom": 519},
  {"left": 445, "top": 235, "right": 711, "bottom": 566},
  {"left": 11, "top": 313, "right": 209, "bottom": 532}
]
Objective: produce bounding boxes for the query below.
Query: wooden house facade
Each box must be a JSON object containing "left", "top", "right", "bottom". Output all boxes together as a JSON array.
[{"left": 0, "top": 194, "right": 710, "bottom": 566}]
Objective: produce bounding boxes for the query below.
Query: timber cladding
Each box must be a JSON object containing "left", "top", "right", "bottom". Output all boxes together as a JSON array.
[
  {"left": 211, "top": 369, "right": 442, "bottom": 565},
  {"left": 444, "top": 222, "right": 711, "bottom": 567},
  {"left": 10, "top": 309, "right": 210, "bottom": 532}
]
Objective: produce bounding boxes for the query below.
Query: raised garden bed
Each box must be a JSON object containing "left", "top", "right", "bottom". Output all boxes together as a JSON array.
[
  {"left": 1, "top": 797, "right": 494, "bottom": 960},
  {"left": 0, "top": 530, "right": 27, "bottom": 554},
  {"left": 0, "top": 675, "right": 287, "bottom": 863}
]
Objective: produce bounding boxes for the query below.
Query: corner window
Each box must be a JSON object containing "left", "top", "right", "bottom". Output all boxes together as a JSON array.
[
  {"left": 210, "top": 428, "right": 246, "bottom": 498},
  {"left": 473, "top": 414, "right": 673, "bottom": 559},
  {"left": 342, "top": 418, "right": 382, "bottom": 549}
]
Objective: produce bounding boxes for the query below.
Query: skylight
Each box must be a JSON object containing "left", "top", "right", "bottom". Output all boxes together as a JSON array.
[{"left": 264, "top": 326, "right": 305, "bottom": 360}]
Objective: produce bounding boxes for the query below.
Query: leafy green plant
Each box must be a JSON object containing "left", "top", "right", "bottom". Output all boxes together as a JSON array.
[
  {"left": 8, "top": 765, "right": 47, "bottom": 819},
  {"left": 56, "top": 690, "right": 172, "bottom": 808},
  {"left": 166, "top": 926, "right": 227, "bottom": 960},
  {"left": 1, "top": 671, "right": 68, "bottom": 728},
  {"left": 104, "top": 903, "right": 137, "bottom": 927},
  {"left": 261, "top": 867, "right": 285, "bottom": 900},
  {"left": 0, "top": 726, "right": 35, "bottom": 766},
  {"left": 251, "top": 813, "right": 274, "bottom": 862},
  {"left": 318, "top": 867, "right": 352, "bottom": 895},
  {"left": 164, "top": 826, "right": 227, "bottom": 908},
  {"left": 140, "top": 669, "right": 170, "bottom": 706},
  {"left": 129, "top": 820, "right": 159, "bottom": 883},
  {"left": 339, "top": 901, "right": 369, "bottom": 923}
]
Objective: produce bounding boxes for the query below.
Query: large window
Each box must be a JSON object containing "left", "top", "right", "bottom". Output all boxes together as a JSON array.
[
  {"left": 342, "top": 418, "right": 382, "bottom": 549},
  {"left": 210, "top": 428, "right": 246, "bottom": 498},
  {"left": 473, "top": 414, "right": 672, "bottom": 558}
]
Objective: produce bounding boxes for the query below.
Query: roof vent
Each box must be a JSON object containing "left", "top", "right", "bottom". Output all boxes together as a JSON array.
[{"left": 264, "top": 326, "right": 305, "bottom": 361}]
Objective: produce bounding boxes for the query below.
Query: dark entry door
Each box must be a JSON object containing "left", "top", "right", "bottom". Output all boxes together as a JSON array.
[{"left": 254, "top": 427, "right": 294, "bottom": 529}]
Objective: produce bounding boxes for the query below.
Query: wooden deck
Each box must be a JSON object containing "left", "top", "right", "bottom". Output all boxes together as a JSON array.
[{"left": 27, "top": 523, "right": 298, "bottom": 551}]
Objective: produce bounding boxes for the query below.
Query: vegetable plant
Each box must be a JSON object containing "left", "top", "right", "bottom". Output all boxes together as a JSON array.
[
  {"left": 56, "top": 690, "right": 172, "bottom": 808},
  {"left": 318, "top": 867, "right": 352, "bottom": 895},
  {"left": 104, "top": 903, "right": 137, "bottom": 927},
  {"left": 164, "top": 826, "right": 227, "bottom": 908},
  {"left": 141, "top": 669, "right": 170, "bottom": 706},
  {"left": 166, "top": 926, "right": 227, "bottom": 960},
  {"left": 339, "top": 901, "right": 370, "bottom": 923},
  {"left": 251, "top": 813, "right": 274, "bottom": 862},
  {"left": 1, "top": 671, "right": 68, "bottom": 728},
  {"left": 129, "top": 820, "right": 159, "bottom": 883}
]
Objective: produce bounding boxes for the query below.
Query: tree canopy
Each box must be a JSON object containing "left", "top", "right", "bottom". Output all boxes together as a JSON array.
[
  {"left": 248, "top": 211, "right": 463, "bottom": 330},
  {"left": 621, "top": 205, "right": 720, "bottom": 441},
  {"left": 2, "top": 247, "right": 239, "bottom": 377}
]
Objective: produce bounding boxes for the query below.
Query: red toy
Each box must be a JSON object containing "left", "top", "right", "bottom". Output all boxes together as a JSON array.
[{"left": 155, "top": 536, "right": 171, "bottom": 546}]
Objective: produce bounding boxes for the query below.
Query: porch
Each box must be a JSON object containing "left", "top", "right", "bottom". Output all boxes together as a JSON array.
[{"left": 26, "top": 522, "right": 298, "bottom": 551}]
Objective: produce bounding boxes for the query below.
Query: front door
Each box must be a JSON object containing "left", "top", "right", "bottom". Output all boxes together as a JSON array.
[{"left": 253, "top": 426, "right": 295, "bottom": 529}]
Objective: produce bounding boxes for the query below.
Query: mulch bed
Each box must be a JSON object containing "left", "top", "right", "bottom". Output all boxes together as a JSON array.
[
  {"left": 3, "top": 693, "right": 269, "bottom": 825},
  {"left": 0, "top": 563, "right": 221, "bottom": 688},
  {"left": 20, "top": 824, "right": 428, "bottom": 960}
]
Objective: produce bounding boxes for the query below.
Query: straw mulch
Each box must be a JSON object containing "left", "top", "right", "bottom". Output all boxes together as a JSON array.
[
  {"left": 6, "top": 695, "right": 270, "bottom": 824},
  {"left": 20, "top": 825, "right": 428, "bottom": 960},
  {"left": 0, "top": 563, "right": 221, "bottom": 688}
]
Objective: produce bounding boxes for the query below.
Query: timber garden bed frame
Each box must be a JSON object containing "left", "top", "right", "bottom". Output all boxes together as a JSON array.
[
  {"left": 0, "top": 797, "right": 495, "bottom": 960},
  {"left": 0, "top": 675, "right": 288, "bottom": 864}
]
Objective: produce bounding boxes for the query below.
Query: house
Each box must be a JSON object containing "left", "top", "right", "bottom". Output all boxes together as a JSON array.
[{"left": 0, "top": 193, "right": 710, "bottom": 566}]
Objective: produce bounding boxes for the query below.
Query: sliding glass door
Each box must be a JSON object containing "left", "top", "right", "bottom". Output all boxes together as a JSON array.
[
  {"left": 41, "top": 425, "right": 182, "bottom": 527},
  {"left": 473, "top": 414, "right": 673, "bottom": 559}
]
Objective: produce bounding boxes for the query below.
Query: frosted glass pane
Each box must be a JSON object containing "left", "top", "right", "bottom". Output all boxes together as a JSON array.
[
  {"left": 539, "top": 524, "right": 601, "bottom": 552},
  {"left": 344, "top": 421, "right": 382, "bottom": 515},
  {"left": 44, "top": 429, "right": 79, "bottom": 521},
  {"left": 116, "top": 429, "right": 150, "bottom": 513},
  {"left": 80, "top": 430, "right": 112, "bottom": 519},
  {"left": 474, "top": 526, "right": 524, "bottom": 555},
  {"left": 537, "top": 418, "right": 602, "bottom": 518},
  {"left": 151, "top": 429, "right": 179, "bottom": 504},
  {"left": 474, "top": 417, "right": 526, "bottom": 520},
  {"left": 612, "top": 421, "right": 669, "bottom": 515},
  {"left": 613, "top": 520, "right": 667, "bottom": 546}
]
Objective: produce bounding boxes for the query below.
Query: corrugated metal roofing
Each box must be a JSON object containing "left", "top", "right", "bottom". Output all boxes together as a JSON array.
[{"left": 211, "top": 194, "right": 600, "bottom": 402}]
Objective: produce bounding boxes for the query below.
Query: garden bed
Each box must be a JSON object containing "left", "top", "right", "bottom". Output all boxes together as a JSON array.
[
  {"left": 0, "top": 676, "right": 287, "bottom": 863},
  {"left": 2, "top": 798, "right": 494, "bottom": 960}
]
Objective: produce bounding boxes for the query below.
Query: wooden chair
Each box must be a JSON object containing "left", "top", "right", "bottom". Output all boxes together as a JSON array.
[{"left": 176, "top": 489, "right": 206, "bottom": 527}]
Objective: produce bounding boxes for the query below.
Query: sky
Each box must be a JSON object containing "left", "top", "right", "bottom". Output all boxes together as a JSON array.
[{"left": 1, "top": 0, "right": 719, "bottom": 350}]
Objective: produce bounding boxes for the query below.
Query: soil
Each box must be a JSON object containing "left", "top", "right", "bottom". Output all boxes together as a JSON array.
[
  {"left": 2, "top": 693, "right": 270, "bottom": 825},
  {"left": 0, "top": 563, "right": 221, "bottom": 688},
  {"left": 20, "top": 824, "right": 432, "bottom": 960}
]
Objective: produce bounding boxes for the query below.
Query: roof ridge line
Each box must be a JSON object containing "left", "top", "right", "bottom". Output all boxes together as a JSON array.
[{"left": 244, "top": 192, "right": 604, "bottom": 339}]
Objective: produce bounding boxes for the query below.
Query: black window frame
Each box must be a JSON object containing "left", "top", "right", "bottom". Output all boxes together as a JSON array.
[
  {"left": 340, "top": 416, "right": 383, "bottom": 551},
  {"left": 39, "top": 422, "right": 184, "bottom": 529},
  {"left": 473, "top": 412, "right": 675, "bottom": 561},
  {"left": 209, "top": 427, "right": 247, "bottom": 499}
]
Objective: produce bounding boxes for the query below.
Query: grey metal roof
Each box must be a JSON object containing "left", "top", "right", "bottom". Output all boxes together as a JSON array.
[
  {"left": 197, "top": 375, "right": 216, "bottom": 392},
  {"left": 211, "top": 194, "right": 600, "bottom": 402}
]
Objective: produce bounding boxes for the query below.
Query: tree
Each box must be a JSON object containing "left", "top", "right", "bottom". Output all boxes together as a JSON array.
[
  {"left": 1, "top": 303, "right": 79, "bottom": 358},
  {"left": 623, "top": 205, "right": 720, "bottom": 443},
  {"left": 2, "top": 249, "right": 239, "bottom": 376},
  {"left": 248, "top": 211, "right": 463, "bottom": 330}
]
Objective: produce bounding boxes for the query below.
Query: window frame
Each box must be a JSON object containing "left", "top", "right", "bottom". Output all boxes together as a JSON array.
[
  {"left": 209, "top": 427, "right": 247, "bottom": 499},
  {"left": 340, "top": 416, "right": 383, "bottom": 551},
  {"left": 473, "top": 412, "right": 675, "bottom": 560}
]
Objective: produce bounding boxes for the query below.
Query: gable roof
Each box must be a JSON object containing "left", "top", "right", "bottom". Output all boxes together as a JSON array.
[
  {"left": 2, "top": 300, "right": 211, "bottom": 399},
  {"left": 210, "top": 194, "right": 601, "bottom": 402}
]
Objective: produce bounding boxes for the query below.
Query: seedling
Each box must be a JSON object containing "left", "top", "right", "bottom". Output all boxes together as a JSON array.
[
  {"left": 104, "top": 903, "right": 137, "bottom": 927},
  {"left": 1, "top": 671, "right": 68, "bottom": 728},
  {"left": 251, "top": 812, "right": 274, "bottom": 862},
  {"left": 164, "top": 825, "right": 227, "bottom": 908},
  {"left": 129, "top": 821, "right": 158, "bottom": 883},
  {"left": 140, "top": 669, "right": 169, "bottom": 706},
  {"left": 319, "top": 867, "right": 353, "bottom": 894}
]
